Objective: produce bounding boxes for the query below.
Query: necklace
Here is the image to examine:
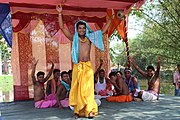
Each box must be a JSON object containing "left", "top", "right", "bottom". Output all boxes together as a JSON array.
[{"left": 79, "top": 37, "right": 88, "bottom": 43}]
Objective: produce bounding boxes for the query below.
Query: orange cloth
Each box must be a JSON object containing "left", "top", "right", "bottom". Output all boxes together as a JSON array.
[
  {"left": 106, "top": 94, "right": 132, "bottom": 102},
  {"left": 106, "top": 9, "right": 126, "bottom": 41}
]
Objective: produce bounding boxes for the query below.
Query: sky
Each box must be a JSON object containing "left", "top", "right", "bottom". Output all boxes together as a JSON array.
[{"left": 128, "top": 15, "right": 144, "bottom": 39}]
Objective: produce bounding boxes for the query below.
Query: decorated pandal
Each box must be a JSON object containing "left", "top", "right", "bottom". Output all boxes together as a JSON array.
[{"left": 0, "top": 0, "right": 146, "bottom": 101}]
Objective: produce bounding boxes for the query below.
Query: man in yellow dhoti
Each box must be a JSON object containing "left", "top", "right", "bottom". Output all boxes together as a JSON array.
[{"left": 56, "top": 5, "right": 114, "bottom": 118}]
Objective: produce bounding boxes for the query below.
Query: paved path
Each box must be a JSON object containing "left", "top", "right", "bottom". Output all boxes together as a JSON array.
[{"left": 0, "top": 95, "right": 180, "bottom": 120}]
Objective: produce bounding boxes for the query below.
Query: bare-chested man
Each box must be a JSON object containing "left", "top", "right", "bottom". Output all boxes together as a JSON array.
[
  {"left": 68, "top": 70, "right": 72, "bottom": 81},
  {"left": 129, "top": 56, "right": 160, "bottom": 101},
  {"left": 56, "top": 71, "right": 71, "bottom": 109},
  {"left": 106, "top": 72, "right": 132, "bottom": 102},
  {"left": 46, "top": 69, "right": 61, "bottom": 96},
  {"left": 56, "top": 5, "right": 114, "bottom": 118},
  {"left": 31, "top": 58, "right": 55, "bottom": 108}
]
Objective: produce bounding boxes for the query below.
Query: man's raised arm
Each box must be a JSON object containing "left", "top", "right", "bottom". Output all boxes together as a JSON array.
[
  {"left": 102, "top": 9, "right": 115, "bottom": 34},
  {"left": 31, "top": 58, "right": 38, "bottom": 84},
  {"left": 129, "top": 56, "right": 147, "bottom": 78},
  {"left": 56, "top": 5, "right": 73, "bottom": 41},
  {"left": 155, "top": 56, "right": 161, "bottom": 77},
  {"left": 43, "top": 61, "right": 54, "bottom": 82}
]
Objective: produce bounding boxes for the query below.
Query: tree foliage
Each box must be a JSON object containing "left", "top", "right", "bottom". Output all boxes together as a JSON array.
[
  {"left": 129, "top": 0, "right": 179, "bottom": 70},
  {"left": 109, "top": 0, "right": 179, "bottom": 80},
  {"left": 0, "top": 34, "right": 11, "bottom": 62}
]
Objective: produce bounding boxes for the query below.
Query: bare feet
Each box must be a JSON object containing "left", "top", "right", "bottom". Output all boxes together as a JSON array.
[
  {"left": 134, "top": 98, "right": 142, "bottom": 102},
  {"left": 58, "top": 103, "right": 64, "bottom": 109},
  {"left": 88, "top": 112, "right": 95, "bottom": 119},
  {"left": 74, "top": 114, "right": 79, "bottom": 119}
]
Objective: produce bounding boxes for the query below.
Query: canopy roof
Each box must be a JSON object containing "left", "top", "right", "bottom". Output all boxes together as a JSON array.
[
  {"left": 0, "top": 0, "right": 146, "bottom": 48},
  {"left": 1, "top": 0, "right": 144, "bottom": 9},
  {"left": 2, "top": 0, "right": 145, "bottom": 17}
]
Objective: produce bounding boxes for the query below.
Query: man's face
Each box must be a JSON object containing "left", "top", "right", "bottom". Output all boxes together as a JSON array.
[
  {"left": 99, "top": 71, "right": 105, "bottom": 78},
  {"left": 62, "top": 74, "right": 70, "bottom": 82},
  {"left": 77, "top": 25, "right": 86, "bottom": 36},
  {"left": 69, "top": 72, "right": 72, "bottom": 79},
  {"left": 37, "top": 75, "right": 44, "bottom": 82},
  {"left": 110, "top": 75, "right": 117, "bottom": 82},
  {"left": 54, "top": 72, "right": 60, "bottom": 79},
  {"left": 117, "top": 72, "right": 122, "bottom": 79},
  {"left": 147, "top": 69, "right": 155, "bottom": 77},
  {"left": 125, "top": 71, "right": 131, "bottom": 78},
  {"left": 177, "top": 66, "right": 180, "bottom": 72}
]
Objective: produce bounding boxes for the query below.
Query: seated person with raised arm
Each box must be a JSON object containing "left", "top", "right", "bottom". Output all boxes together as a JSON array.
[
  {"left": 130, "top": 56, "right": 161, "bottom": 101},
  {"left": 46, "top": 69, "right": 61, "bottom": 100},
  {"left": 106, "top": 72, "right": 132, "bottom": 102},
  {"left": 94, "top": 59, "right": 115, "bottom": 96},
  {"left": 31, "top": 58, "right": 56, "bottom": 108}
]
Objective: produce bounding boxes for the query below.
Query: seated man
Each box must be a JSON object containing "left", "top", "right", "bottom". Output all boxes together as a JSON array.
[
  {"left": 106, "top": 72, "right": 132, "bottom": 102},
  {"left": 94, "top": 59, "right": 115, "bottom": 96},
  {"left": 117, "top": 71, "right": 124, "bottom": 80},
  {"left": 68, "top": 70, "right": 72, "bottom": 82},
  {"left": 124, "top": 68, "right": 140, "bottom": 96},
  {"left": 56, "top": 71, "right": 71, "bottom": 109},
  {"left": 31, "top": 58, "right": 56, "bottom": 108},
  {"left": 130, "top": 56, "right": 160, "bottom": 101},
  {"left": 46, "top": 69, "right": 61, "bottom": 99}
]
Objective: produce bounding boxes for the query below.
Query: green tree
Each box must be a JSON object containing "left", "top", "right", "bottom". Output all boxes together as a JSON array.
[
  {"left": 129, "top": 0, "right": 180, "bottom": 70},
  {"left": 0, "top": 34, "right": 11, "bottom": 62}
]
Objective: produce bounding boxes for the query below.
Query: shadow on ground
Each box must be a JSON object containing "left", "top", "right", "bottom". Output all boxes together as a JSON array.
[{"left": 0, "top": 95, "right": 180, "bottom": 120}]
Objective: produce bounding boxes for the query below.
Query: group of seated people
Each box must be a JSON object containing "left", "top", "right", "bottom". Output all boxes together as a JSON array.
[
  {"left": 94, "top": 56, "right": 160, "bottom": 103},
  {"left": 31, "top": 56, "right": 160, "bottom": 109},
  {"left": 32, "top": 58, "right": 72, "bottom": 109},
  {"left": 94, "top": 59, "right": 139, "bottom": 103}
]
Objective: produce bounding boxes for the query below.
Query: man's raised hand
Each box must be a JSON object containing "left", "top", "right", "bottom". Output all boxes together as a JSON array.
[
  {"left": 56, "top": 5, "right": 62, "bottom": 13},
  {"left": 111, "top": 9, "right": 115, "bottom": 19},
  {"left": 100, "top": 58, "right": 103, "bottom": 66},
  {"left": 32, "top": 57, "right": 39, "bottom": 66}
]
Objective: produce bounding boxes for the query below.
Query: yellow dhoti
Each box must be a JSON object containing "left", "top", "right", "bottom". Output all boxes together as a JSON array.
[{"left": 69, "top": 61, "right": 98, "bottom": 117}]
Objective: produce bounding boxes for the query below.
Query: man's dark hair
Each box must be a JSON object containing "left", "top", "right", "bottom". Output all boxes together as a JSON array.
[
  {"left": 37, "top": 71, "right": 45, "bottom": 77},
  {"left": 76, "top": 21, "right": 86, "bottom": 30},
  {"left": 68, "top": 70, "right": 72, "bottom": 74},
  {"left": 177, "top": 64, "right": 180, "bottom": 67},
  {"left": 117, "top": 71, "right": 123, "bottom": 75},
  {"left": 109, "top": 71, "right": 117, "bottom": 78},
  {"left": 61, "top": 71, "right": 68, "bottom": 78},
  {"left": 147, "top": 65, "right": 155, "bottom": 71},
  {"left": 99, "top": 69, "right": 105, "bottom": 74},
  {"left": 53, "top": 69, "right": 60, "bottom": 75}
]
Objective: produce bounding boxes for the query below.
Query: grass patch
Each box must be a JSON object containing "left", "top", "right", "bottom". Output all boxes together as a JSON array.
[
  {"left": 0, "top": 75, "right": 13, "bottom": 92},
  {"left": 139, "top": 80, "right": 174, "bottom": 95},
  {"left": 0, "top": 76, "right": 175, "bottom": 96}
]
